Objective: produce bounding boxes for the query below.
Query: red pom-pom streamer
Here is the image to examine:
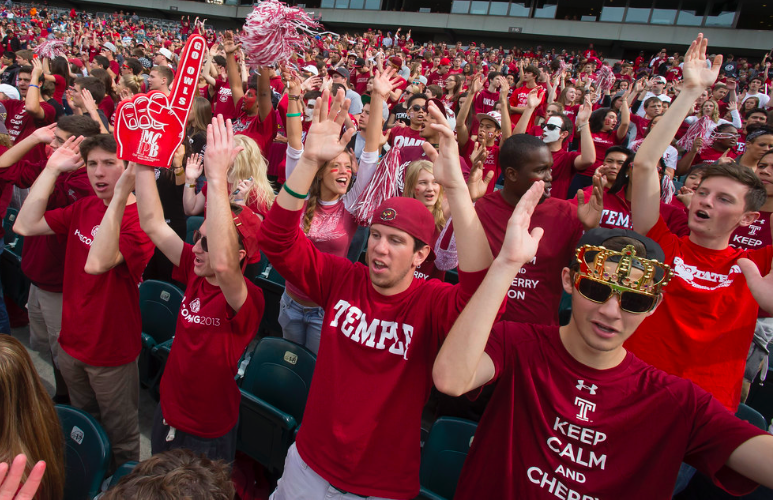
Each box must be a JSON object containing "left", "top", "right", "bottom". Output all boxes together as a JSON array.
[
  {"left": 354, "top": 146, "right": 401, "bottom": 225},
  {"left": 239, "top": 0, "right": 323, "bottom": 68},
  {"left": 596, "top": 65, "right": 614, "bottom": 93},
  {"left": 34, "top": 39, "right": 67, "bottom": 59},
  {"left": 677, "top": 116, "right": 716, "bottom": 154}
]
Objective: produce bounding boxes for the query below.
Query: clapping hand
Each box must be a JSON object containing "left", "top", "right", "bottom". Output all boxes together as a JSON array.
[
  {"left": 302, "top": 88, "right": 355, "bottom": 164},
  {"left": 682, "top": 33, "right": 722, "bottom": 92},
  {"left": 422, "top": 101, "right": 464, "bottom": 190},
  {"left": 498, "top": 180, "right": 544, "bottom": 267}
]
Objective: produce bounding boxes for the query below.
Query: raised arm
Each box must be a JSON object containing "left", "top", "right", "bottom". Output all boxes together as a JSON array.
[
  {"left": 456, "top": 75, "right": 481, "bottom": 148},
  {"left": 0, "top": 124, "right": 55, "bottom": 169},
  {"left": 223, "top": 31, "right": 243, "bottom": 105},
  {"left": 257, "top": 65, "right": 272, "bottom": 122},
  {"left": 615, "top": 96, "right": 631, "bottom": 141},
  {"left": 84, "top": 162, "right": 136, "bottom": 274},
  {"left": 632, "top": 33, "right": 721, "bottom": 235},
  {"left": 423, "top": 101, "right": 492, "bottom": 272},
  {"left": 512, "top": 88, "right": 541, "bottom": 135},
  {"left": 203, "top": 116, "right": 249, "bottom": 312},
  {"left": 366, "top": 67, "right": 399, "bottom": 153},
  {"left": 285, "top": 72, "right": 304, "bottom": 151},
  {"left": 433, "top": 181, "right": 544, "bottom": 396},
  {"left": 14, "top": 136, "right": 84, "bottom": 236},
  {"left": 574, "top": 96, "right": 595, "bottom": 170},
  {"left": 498, "top": 76, "right": 512, "bottom": 141},
  {"left": 201, "top": 45, "right": 217, "bottom": 86},
  {"left": 26, "top": 59, "right": 46, "bottom": 120},
  {"left": 724, "top": 434, "right": 773, "bottom": 488},
  {"left": 135, "top": 163, "right": 184, "bottom": 267}
]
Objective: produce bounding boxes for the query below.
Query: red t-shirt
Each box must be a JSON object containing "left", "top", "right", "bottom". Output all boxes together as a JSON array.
[
  {"left": 51, "top": 73, "right": 66, "bottom": 102},
  {"left": 509, "top": 84, "right": 543, "bottom": 130},
  {"left": 580, "top": 130, "right": 623, "bottom": 177},
  {"left": 472, "top": 88, "right": 500, "bottom": 132},
  {"left": 626, "top": 217, "right": 773, "bottom": 411},
  {"left": 455, "top": 323, "right": 765, "bottom": 499},
  {"left": 629, "top": 114, "right": 651, "bottom": 141},
  {"left": 269, "top": 75, "right": 284, "bottom": 94},
  {"left": 476, "top": 192, "right": 583, "bottom": 324},
  {"left": 694, "top": 146, "right": 738, "bottom": 166},
  {"left": 258, "top": 203, "right": 487, "bottom": 499},
  {"left": 426, "top": 70, "right": 447, "bottom": 89},
  {"left": 212, "top": 79, "right": 237, "bottom": 121},
  {"left": 352, "top": 69, "right": 371, "bottom": 95},
  {"left": 730, "top": 211, "right": 772, "bottom": 252},
  {"left": 160, "top": 244, "right": 265, "bottom": 438},
  {"left": 44, "top": 198, "right": 154, "bottom": 366},
  {"left": 388, "top": 126, "right": 425, "bottom": 149},
  {"left": 99, "top": 95, "right": 115, "bottom": 123},
  {"left": 551, "top": 149, "right": 581, "bottom": 200},
  {"left": 231, "top": 98, "right": 278, "bottom": 157},
  {"left": 3, "top": 98, "right": 55, "bottom": 163}
]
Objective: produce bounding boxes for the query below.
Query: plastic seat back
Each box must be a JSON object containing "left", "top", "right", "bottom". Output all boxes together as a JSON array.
[
  {"left": 56, "top": 405, "right": 112, "bottom": 500},
  {"left": 419, "top": 417, "right": 477, "bottom": 500},
  {"left": 185, "top": 216, "right": 204, "bottom": 245},
  {"left": 736, "top": 403, "right": 767, "bottom": 430},
  {"left": 107, "top": 461, "right": 138, "bottom": 489},
  {"left": 139, "top": 280, "right": 184, "bottom": 345},
  {"left": 2, "top": 207, "right": 23, "bottom": 256},
  {"left": 241, "top": 337, "right": 316, "bottom": 424}
]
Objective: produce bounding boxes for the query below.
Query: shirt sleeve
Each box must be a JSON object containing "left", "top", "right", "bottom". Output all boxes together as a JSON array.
[
  {"left": 343, "top": 150, "right": 379, "bottom": 212},
  {"left": 172, "top": 242, "right": 194, "bottom": 285},
  {"left": 43, "top": 202, "right": 76, "bottom": 235},
  {"left": 483, "top": 321, "right": 508, "bottom": 384},
  {"left": 284, "top": 146, "right": 303, "bottom": 181},
  {"left": 225, "top": 280, "right": 265, "bottom": 332},
  {"left": 646, "top": 215, "right": 680, "bottom": 261},
  {"left": 118, "top": 210, "right": 155, "bottom": 282},
  {"left": 747, "top": 243, "right": 773, "bottom": 277}
]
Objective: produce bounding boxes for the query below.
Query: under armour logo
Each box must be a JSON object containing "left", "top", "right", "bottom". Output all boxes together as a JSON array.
[
  {"left": 574, "top": 397, "right": 596, "bottom": 422},
  {"left": 576, "top": 380, "right": 597, "bottom": 395}
]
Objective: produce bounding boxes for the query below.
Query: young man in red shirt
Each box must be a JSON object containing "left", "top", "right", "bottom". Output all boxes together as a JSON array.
[
  {"left": 630, "top": 34, "right": 772, "bottom": 412},
  {"left": 262, "top": 90, "right": 493, "bottom": 500},
  {"left": 434, "top": 186, "right": 773, "bottom": 498},
  {"left": 509, "top": 64, "right": 544, "bottom": 130},
  {"left": 131, "top": 117, "right": 265, "bottom": 462},
  {"left": 14, "top": 134, "right": 154, "bottom": 468}
]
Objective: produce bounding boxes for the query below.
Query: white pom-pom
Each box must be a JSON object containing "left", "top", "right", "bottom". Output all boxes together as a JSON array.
[
  {"left": 33, "top": 39, "right": 67, "bottom": 59},
  {"left": 239, "top": 0, "right": 324, "bottom": 68}
]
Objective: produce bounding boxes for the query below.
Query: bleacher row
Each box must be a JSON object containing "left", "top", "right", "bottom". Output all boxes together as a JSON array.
[{"left": 4, "top": 210, "right": 773, "bottom": 499}]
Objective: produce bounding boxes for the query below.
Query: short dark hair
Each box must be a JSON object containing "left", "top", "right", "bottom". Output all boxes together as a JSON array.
[
  {"left": 2, "top": 51, "right": 14, "bottom": 60},
  {"left": 605, "top": 145, "right": 633, "bottom": 160},
  {"left": 74, "top": 76, "right": 105, "bottom": 104},
  {"left": 700, "top": 162, "right": 767, "bottom": 212},
  {"left": 93, "top": 54, "right": 110, "bottom": 70},
  {"left": 80, "top": 134, "right": 117, "bottom": 163},
  {"left": 123, "top": 57, "right": 143, "bottom": 75},
  {"left": 151, "top": 66, "right": 174, "bottom": 86},
  {"left": 406, "top": 92, "right": 428, "bottom": 109},
  {"left": 499, "top": 134, "right": 548, "bottom": 173},
  {"left": 15, "top": 49, "right": 33, "bottom": 62},
  {"left": 213, "top": 55, "right": 226, "bottom": 67},
  {"left": 643, "top": 96, "right": 662, "bottom": 109},
  {"left": 100, "top": 449, "right": 235, "bottom": 500},
  {"left": 523, "top": 65, "right": 539, "bottom": 77},
  {"left": 57, "top": 115, "right": 101, "bottom": 138},
  {"left": 18, "top": 65, "right": 32, "bottom": 76},
  {"left": 486, "top": 71, "right": 501, "bottom": 82},
  {"left": 746, "top": 108, "right": 768, "bottom": 120}
]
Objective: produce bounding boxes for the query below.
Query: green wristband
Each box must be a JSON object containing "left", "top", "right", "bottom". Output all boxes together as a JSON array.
[
  {"left": 283, "top": 183, "right": 308, "bottom": 199},
  {"left": 287, "top": 112, "right": 302, "bottom": 118}
]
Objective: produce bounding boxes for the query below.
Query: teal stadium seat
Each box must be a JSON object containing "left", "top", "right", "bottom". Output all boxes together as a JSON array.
[
  {"left": 56, "top": 405, "right": 112, "bottom": 500},
  {"left": 2, "top": 207, "right": 23, "bottom": 257},
  {"left": 253, "top": 257, "right": 286, "bottom": 338},
  {"left": 185, "top": 216, "right": 204, "bottom": 245},
  {"left": 736, "top": 403, "right": 767, "bottom": 430},
  {"left": 237, "top": 337, "right": 316, "bottom": 474},
  {"left": 138, "top": 280, "right": 183, "bottom": 393},
  {"left": 418, "top": 417, "right": 478, "bottom": 500},
  {"left": 106, "top": 461, "right": 138, "bottom": 489}
]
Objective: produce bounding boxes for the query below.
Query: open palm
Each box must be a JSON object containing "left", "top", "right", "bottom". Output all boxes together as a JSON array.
[
  {"left": 303, "top": 88, "right": 355, "bottom": 164},
  {"left": 682, "top": 33, "right": 722, "bottom": 91}
]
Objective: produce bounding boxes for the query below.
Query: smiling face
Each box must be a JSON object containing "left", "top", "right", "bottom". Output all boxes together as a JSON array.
[
  {"left": 320, "top": 152, "right": 353, "bottom": 198},
  {"left": 413, "top": 168, "right": 440, "bottom": 208}
]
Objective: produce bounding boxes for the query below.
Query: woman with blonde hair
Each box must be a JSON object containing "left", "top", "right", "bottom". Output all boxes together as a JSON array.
[
  {"left": 0, "top": 335, "right": 64, "bottom": 500},
  {"left": 402, "top": 160, "right": 447, "bottom": 281},
  {"left": 183, "top": 134, "right": 275, "bottom": 219}
]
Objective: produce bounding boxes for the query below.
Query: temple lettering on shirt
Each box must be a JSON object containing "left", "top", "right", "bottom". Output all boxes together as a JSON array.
[{"left": 330, "top": 299, "right": 414, "bottom": 360}]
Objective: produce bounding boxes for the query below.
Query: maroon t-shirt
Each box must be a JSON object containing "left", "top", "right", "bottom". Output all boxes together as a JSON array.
[
  {"left": 231, "top": 97, "right": 278, "bottom": 157},
  {"left": 455, "top": 323, "right": 766, "bottom": 499},
  {"left": 580, "top": 130, "right": 623, "bottom": 176},
  {"left": 4, "top": 98, "right": 56, "bottom": 163},
  {"left": 476, "top": 192, "right": 583, "bottom": 325},
  {"left": 551, "top": 150, "right": 581, "bottom": 200},
  {"left": 160, "top": 244, "right": 265, "bottom": 438},
  {"left": 212, "top": 79, "right": 237, "bottom": 121}
]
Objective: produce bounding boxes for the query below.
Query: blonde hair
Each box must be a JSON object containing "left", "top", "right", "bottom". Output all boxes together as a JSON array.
[
  {"left": 118, "top": 74, "right": 143, "bottom": 95},
  {"left": 0, "top": 336, "right": 65, "bottom": 500},
  {"left": 230, "top": 135, "right": 275, "bottom": 212},
  {"left": 702, "top": 99, "right": 721, "bottom": 123},
  {"left": 403, "top": 160, "right": 445, "bottom": 232}
]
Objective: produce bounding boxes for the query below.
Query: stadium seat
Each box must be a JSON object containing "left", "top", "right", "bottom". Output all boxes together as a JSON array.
[
  {"left": 443, "top": 268, "right": 459, "bottom": 286},
  {"left": 237, "top": 337, "right": 316, "bottom": 474},
  {"left": 418, "top": 417, "right": 478, "bottom": 500},
  {"left": 254, "top": 259, "right": 286, "bottom": 338},
  {"left": 56, "top": 404, "right": 112, "bottom": 500},
  {"left": 106, "top": 461, "right": 138, "bottom": 489},
  {"left": 138, "top": 280, "right": 184, "bottom": 390},
  {"left": 558, "top": 291, "right": 572, "bottom": 326},
  {"left": 746, "top": 367, "right": 773, "bottom": 424},
  {"left": 736, "top": 403, "right": 767, "bottom": 430},
  {"left": 185, "top": 216, "right": 204, "bottom": 245},
  {"left": 2, "top": 207, "right": 23, "bottom": 257},
  {"left": 0, "top": 248, "right": 29, "bottom": 307}
]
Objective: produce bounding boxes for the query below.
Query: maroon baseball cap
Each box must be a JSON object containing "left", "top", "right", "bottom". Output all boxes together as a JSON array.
[
  {"left": 372, "top": 197, "right": 436, "bottom": 247},
  {"left": 232, "top": 206, "right": 262, "bottom": 262}
]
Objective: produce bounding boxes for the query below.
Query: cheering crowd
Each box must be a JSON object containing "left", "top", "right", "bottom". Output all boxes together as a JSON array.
[{"left": 1, "top": 2, "right": 773, "bottom": 499}]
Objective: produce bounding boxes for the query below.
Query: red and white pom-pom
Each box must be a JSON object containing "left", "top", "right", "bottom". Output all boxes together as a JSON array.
[
  {"left": 239, "top": 0, "right": 322, "bottom": 68},
  {"left": 33, "top": 39, "right": 67, "bottom": 59},
  {"left": 434, "top": 216, "right": 458, "bottom": 271},
  {"left": 354, "top": 147, "right": 401, "bottom": 225},
  {"left": 596, "top": 65, "right": 614, "bottom": 93},
  {"left": 676, "top": 116, "right": 716, "bottom": 154}
]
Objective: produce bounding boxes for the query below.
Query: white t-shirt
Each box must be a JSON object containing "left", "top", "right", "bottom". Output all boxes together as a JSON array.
[{"left": 742, "top": 92, "right": 770, "bottom": 108}]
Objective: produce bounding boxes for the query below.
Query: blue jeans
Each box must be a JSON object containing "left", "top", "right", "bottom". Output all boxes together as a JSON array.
[
  {"left": 672, "top": 462, "right": 696, "bottom": 496},
  {"left": 278, "top": 292, "right": 324, "bottom": 355},
  {"left": 0, "top": 241, "right": 12, "bottom": 334}
]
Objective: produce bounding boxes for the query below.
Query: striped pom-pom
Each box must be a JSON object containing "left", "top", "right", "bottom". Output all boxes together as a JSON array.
[{"left": 33, "top": 39, "right": 67, "bottom": 59}]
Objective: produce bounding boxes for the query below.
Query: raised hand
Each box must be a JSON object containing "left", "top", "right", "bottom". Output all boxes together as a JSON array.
[
  {"left": 470, "top": 75, "right": 484, "bottom": 95},
  {"left": 576, "top": 170, "right": 604, "bottom": 229},
  {"left": 498, "top": 180, "right": 544, "bottom": 266},
  {"left": 114, "top": 35, "right": 206, "bottom": 168},
  {"left": 204, "top": 116, "right": 243, "bottom": 183},
  {"left": 576, "top": 94, "right": 592, "bottom": 124},
  {"left": 46, "top": 135, "right": 84, "bottom": 173},
  {"left": 115, "top": 161, "right": 136, "bottom": 200},
  {"left": 303, "top": 88, "right": 355, "bottom": 164},
  {"left": 525, "top": 87, "right": 542, "bottom": 109},
  {"left": 372, "top": 66, "right": 400, "bottom": 99},
  {"left": 0, "top": 454, "right": 46, "bottom": 500},
  {"left": 30, "top": 57, "right": 43, "bottom": 80},
  {"left": 682, "top": 33, "right": 722, "bottom": 91},
  {"left": 222, "top": 30, "right": 239, "bottom": 54},
  {"left": 467, "top": 157, "right": 494, "bottom": 202},
  {"left": 692, "top": 136, "right": 703, "bottom": 152},
  {"left": 81, "top": 88, "right": 98, "bottom": 114},
  {"left": 31, "top": 123, "right": 57, "bottom": 144},
  {"left": 421, "top": 100, "right": 464, "bottom": 190}
]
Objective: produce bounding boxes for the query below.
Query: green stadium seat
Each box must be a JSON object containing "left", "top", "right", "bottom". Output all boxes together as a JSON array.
[
  {"left": 418, "top": 417, "right": 477, "bottom": 500},
  {"left": 558, "top": 291, "right": 572, "bottom": 326},
  {"left": 0, "top": 248, "right": 29, "bottom": 307},
  {"left": 2, "top": 207, "right": 23, "bottom": 257},
  {"left": 736, "top": 403, "right": 767, "bottom": 430},
  {"left": 254, "top": 259, "right": 286, "bottom": 338},
  {"left": 56, "top": 404, "right": 112, "bottom": 500},
  {"left": 185, "top": 216, "right": 204, "bottom": 245},
  {"left": 106, "top": 461, "right": 138, "bottom": 489},
  {"left": 138, "top": 280, "right": 184, "bottom": 390},
  {"left": 237, "top": 337, "right": 316, "bottom": 474}
]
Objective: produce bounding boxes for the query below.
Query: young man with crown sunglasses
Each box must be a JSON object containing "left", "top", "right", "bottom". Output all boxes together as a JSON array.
[{"left": 433, "top": 179, "right": 773, "bottom": 499}]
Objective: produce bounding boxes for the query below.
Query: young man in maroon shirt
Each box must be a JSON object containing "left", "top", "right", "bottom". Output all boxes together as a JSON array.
[
  {"left": 14, "top": 134, "right": 154, "bottom": 468},
  {"left": 261, "top": 89, "right": 493, "bottom": 500},
  {"left": 434, "top": 186, "right": 773, "bottom": 498},
  {"left": 130, "top": 117, "right": 265, "bottom": 462}
]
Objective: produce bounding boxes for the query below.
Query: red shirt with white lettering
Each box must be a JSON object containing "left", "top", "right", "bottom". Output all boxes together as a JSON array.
[
  {"left": 231, "top": 98, "right": 277, "bottom": 157},
  {"left": 477, "top": 192, "right": 583, "bottom": 325},
  {"left": 212, "top": 79, "right": 237, "bottom": 120},
  {"left": 626, "top": 216, "right": 773, "bottom": 410},
  {"left": 3, "top": 98, "right": 55, "bottom": 163},
  {"left": 509, "top": 85, "right": 543, "bottom": 130},
  {"left": 44, "top": 198, "right": 154, "bottom": 366},
  {"left": 160, "top": 244, "right": 265, "bottom": 438},
  {"left": 455, "top": 324, "right": 764, "bottom": 499},
  {"left": 730, "top": 211, "right": 772, "bottom": 318},
  {"left": 388, "top": 126, "right": 425, "bottom": 149},
  {"left": 258, "top": 203, "right": 488, "bottom": 499}
]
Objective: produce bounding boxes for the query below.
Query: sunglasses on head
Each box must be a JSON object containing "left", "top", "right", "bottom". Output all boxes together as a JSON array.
[
  {"left": 544, "top": 123, "right": 562, "bottom": 131},
  {"left": 411, "top": 104, "right": 427, "bottom": 112},
  {"left": 574, "top": 275, "right": 657, "bottom": 314},
  {"left": 192, "top": 229, "right": 208, "bottom": 252}
]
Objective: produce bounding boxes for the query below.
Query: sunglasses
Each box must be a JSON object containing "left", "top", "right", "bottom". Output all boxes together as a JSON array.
[
  {"left": 574, "top": 276, "right": 657, "bottom": 314},
  {"left": 544, "top": 123, "right": 562, "bottom": 131},
  {"left": 411, "top": 104, "right": 427, "bottom": 112},
  {"left": 192, "top": 230, "right": 208, "bottom": 252}
]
